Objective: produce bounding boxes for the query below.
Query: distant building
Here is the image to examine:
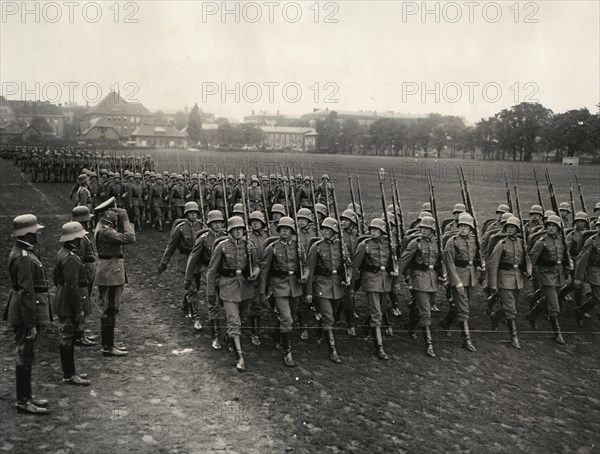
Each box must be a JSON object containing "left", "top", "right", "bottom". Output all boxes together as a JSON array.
[
  {"left": 562, "top": 157, "right": 580, "bottom": 166},
  {"left": 301, "top": 109, "right": 425, "bottom": 127},
  {"left": 131, "top": 123, "right": 188, "bottom": 148},
  {"left": 260, "top": 126, "right": 318, "bottom": 152},
  {"left": 0, "top": 123, "right": 42, "bottom": 143},
  {"left": 79, "top": 117, "right": 120, "bottom": 143},
  {"left": 244, "top": 110, "right": 304, "bottom": 126},
  {"left": 4, "top": 100, "right": 65, "bottom": 137},
  {"left": 0, "top": 96, "right": 16, "bottom": 125},
  {"left": 62, "top": 103, "right": 89, "bottom": 124},
  {"left": 83, "top": 92, "right": 153, "bottom": 139}
]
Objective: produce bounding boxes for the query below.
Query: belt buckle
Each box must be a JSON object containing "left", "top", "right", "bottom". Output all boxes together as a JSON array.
[
  {"left": 288, "top": 270, "right": 294, "bottom": 275},
  {"left": 236, "top": 269, "right": 242, "bottom": 276},
  {"left": 332, "top": 270, "right": 337, "bottom": 275},
  {"left": 428, "top": 265, "right": 434, "bottom": 270},
  {"left": 556, "top": 261, "right": 561, "bottom": 266},
  {"left": 468, "top": 261, "right": 473, "bottom": 266},
  {"left": 513, "top": 264, "right": 519, "bottom": 269},
  {"left": 380, "top": 266, "right": 386, "bottom": 272}
]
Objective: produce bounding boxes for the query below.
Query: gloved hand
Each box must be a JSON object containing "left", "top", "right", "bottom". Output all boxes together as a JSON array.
[
  {"left": 158, "top": 263, "right": 167, "bottom": 275},
  {"left": 259, "top": 294, "right": 268, "bottom": 308},
  {"left": 184, "top": 279, "right": 192, "bottom": 290}
]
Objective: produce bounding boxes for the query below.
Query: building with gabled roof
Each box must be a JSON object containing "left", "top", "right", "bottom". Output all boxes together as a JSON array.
[
  {"left": 131, "top": 123, "right": 188, "bottom": 148},
  {"left": 79, "top": 117, "right": 120, "bottom": 143},
  {"left": 84, "top": 91, "right": 153, "bottom": 138},
  {"left": 4, "top": 100, "right": 65, "bottom": 137},
  {"left": 301, "top": 109, "right": 425, "bottom": 127},
  {"left": 260, "top": 126, "right": 317, "bottom": 151}
]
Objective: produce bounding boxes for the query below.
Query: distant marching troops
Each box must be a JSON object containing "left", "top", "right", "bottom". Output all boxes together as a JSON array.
[{"left": 4, "top": 144, "right": 600, "bottom": 413}]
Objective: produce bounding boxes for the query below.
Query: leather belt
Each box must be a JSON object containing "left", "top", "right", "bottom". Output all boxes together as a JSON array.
[
  {"left": 98, "top": 255, "right": 123, "bottom": 259},
  {"left": 219, "top": 268, "right": 245, "bottom": 277},
  {"left": 272, "top": 269, "right": 298, "bottom": 278}
]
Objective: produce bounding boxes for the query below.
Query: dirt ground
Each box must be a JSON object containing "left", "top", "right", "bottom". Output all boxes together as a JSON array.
[{"left": 1, "top": 153, "right": 599, "bottom": 454}]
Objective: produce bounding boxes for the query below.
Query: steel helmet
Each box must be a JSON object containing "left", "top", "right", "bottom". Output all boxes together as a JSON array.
[
  {"left": 249, "top": 211, "right": 266, "bottom": 225},
  {"left": 304, "top": 175, "right": 311, "bottom": 182},
  {"left": 134, "top": 173, "right": 142, "bottom": 179},
  {"left": 386, "top": 204, "right": 396, "bottom": 213},
  {"left": 341, "top": 209, "right": 358, "bottom": 224},
  {"left": 504, "top": 216, "right": 521, "bottom": 231},
  {"left": 170, "top": 172, "right": 177, "bottom": 179},
  {"left": 149, "top": 172, "right": 156, "bottom": 178},
  {"left": 321, "top": 217, "right": 339, "bottom": 233},
  {"left": 295, "top": 173, "right": 303, "bottom": 180},
  {"left": 422, "top": 202, "right": 431, "bottom": 211},
  {"left": 238, "top": 174, "right": 246, "bottom": 181},
  {"left": 207, "top": 210, "right": 225, "bottom": 225},
  {"left": 496, "top": 204, "right": 509, "bottom": 214},
  {"left": 315, "top": 203, "right": 328, "bottom": 217},
  {"left": 90, "top": 172, "right": 97, "bottom": 178},
  {"left": 113, "top": 172, "right": 121, "bottom": 179},
  {"left": 369, "top": 218, "right": 386, "bottom": 233},
  {"left": 191, "top": 174, "right": 198, "bottom": 180},
  {"left": 595, "top": 202, "right": 600, "bottom": 212},
  {"left": 297, "top": 208, "right": 313, "bottom": 221},
  {"left": 529, "top": 205, "right": 543, "bottom": 215},
  {"left": 209, "top": 174, "right": 216, "bottom": 180},
  {"left": 144, "top": 170, "right": 150, "bottom": 176},
  {"left": 232, "top": 203, "right": 244, "bottom": 215},
  {"left": 382, "top": 213, "right": 397, "bottom": 225},
  {"left": 544, "top": 210, "right": 556, "bottom": 218},
  {"left": 71, "top": 206, "right": 92, "bottom": 222},
  {"left": 574, "top": 212, "right": 589, "bottom": 223},
  {"left": 559, "top": 202, "right": 571, "bottom": 213},
  {"left": 78, "top": 174, "right": 88, "bottom": 183},
  {"left": 183, "top": 170, "right": 189, "bottom": 175},
  {"left": 227, "top": 174, "right": 234, "bottom": 181},
  {"left": 271, "top": 204, "right": 286, "bottom": 216},
  {"left": 453, "top": 203, "right": 466, "bottom": 214},
  {"left": 163, "top": 171, "right": 170, "bottom": 176},
  {"left": 418, "top": 216, "right": 436, "bottom": 231},
  {"left": 277, "top": 216, "right": 296, "bottom": 233},
  {"left": 457, "top": 213, "right": 474, "bottom": 229},
  {"left": 545, "top": 215, "right": 563, "bottom": 229},
  {"left": 501, "top": 212, "right": 513, "bottom": 223},
  {"left": 59, "top": 221, "right": 87, "bottom": 242},
  {"left": 227, "top": 216, "right": 245, "bottom": 232},
  {"left": 418, "top": 211, "right": 433, "bottom": 220},
  {"left": 321, "top": 174, "right": 330, "bottom": 180},
  {"left": 12, "top": 214, "right": 44, "bottom": 237},
  {"left": 184, "top": 202, "right": 200, "bottom": 215},
  {"left": 156, "top": 174, "right": 164, "bottom": 180},
  {"left": 177, "top": 174, "right": 184, "bottom": 181}
]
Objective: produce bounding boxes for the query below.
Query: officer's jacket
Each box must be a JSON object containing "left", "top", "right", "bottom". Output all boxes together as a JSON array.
[
  {"left": 186, "top": 229, "right": 224, "bottom": 280},
  {"left": 53, "top": 246, "right": 87, "bottom": 317},
  {"left": 574, "top": 233, "right": 600, "bottom": 285},
  {"left": 207, "top": 237, "right": 258, "bottom": 302},
  {"left": 94, "top": 218, "right": 136, "bottom": 286},
  {"left": 149, "top": 183, "right": 166, "bottom": 206},
  {"left": 530, "top": 233, "right": 568, "bottom": 287},
  {"left": 307, "top": 237, "right": 350, "bottom": 300},
  {"left": 249, "top": 229, "right": 270, "bottom": 260},
  {"left": 161, "top": 220, "right": 203, "bottom": 272},
  {"left": 129, "top": 181, "right": 146, "bottom": 205},
  {"left": 443, "top": 233, "right": 478, "bottom": 287},
  {"left": 398, "top": 235, "right": 439, "bottom": 292},
  {"left": 352, "top": 236, "right": 395, "bottom": 293},
  {"left": 4, "top": 240, "right": 50, "bottom": 327},
  {"left": 566, "top": 229, "right": 586, "bottom": 258},
  {"left": 78, "top": 234, "right": 96, "bottom": 289},
  {"left": 487, "top": 235, "right": 525, "bottom": 290},
  {"left": 258, "top": 239, "right": 308, "bottom": 298},
  {"left": 295, "top": 185, "right": 312, "bottom": 208},
  {"left": 169, "top": 183, "right": 187, "bottom": 206}
]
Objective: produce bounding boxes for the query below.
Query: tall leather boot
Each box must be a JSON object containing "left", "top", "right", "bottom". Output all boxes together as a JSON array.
[
  {"left": 525, "top": 298, "right": 546, "bottom": 330},
  {"left": 460, "top": 321, "right": 476, "bottom": 352},
  {"left": 507, "top": 318, "right": 521, "bottom": 349},
  {"left": 157, "top": 219, "right": 164, "bottom": 232},
  {"left": 344, "top": 310, "right": 356, "bottom": 337},
  {"left": 421, "top": 326, "right": 436, "bottom": 358},
  {"left": 490, "top": 308, "right": 505, "bottom": 331},
  {"left": 250, "top": 316, "right": 261, "bottom": 346},
  {"left": 281, "top": 332, "right": 295, "bottom": 367},
  {"left": 101, "top": 318, "right": 127, "bottom": 356},
  {"left": 326, "top": 329, "right": 341, "bottom": 363},
  {"left": 232, "top": 335, "right": 246, "bottom": 372},
  {"left": 272, "top": 320, "right": 282, "bottom": 350},
  {"left": 406, "top": 303, "right": 419, "bottom": 340},
  {"left": 60, "top": 342, "right": 76, "bottom": 379},
  {"left": 549, "top": 316, "right": 566, "bottom": 345},
  {"left": 136, "top": 219, "right": 142, "bottom": 232},
  {"left": 16, "top": 365, "right": 29, "bottom": 403},
  {"left": 439, "top": 305, "right": 458, "bottom": 337},
  {"left": 211, "top": 320, "right": 222, "bottom": 350},
  {"left": 371, "top": 327, "right": 389, "bottom": 360},
  {"left": 575, "top": 298, "right": 595, "bottom": 327}
]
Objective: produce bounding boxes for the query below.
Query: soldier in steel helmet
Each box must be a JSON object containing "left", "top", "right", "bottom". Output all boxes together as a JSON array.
[
  {"left": 53, "top": 222, "right": 92, "bottom": 386},
  {"left": 296, "top": 207, "right": 317, "bottom": 340},
  {"left": 269, "top": 204, "right": 286, "bottom": 237},
  {"left": 443, "top": 203, "right": 467, "bottom": 234},
  {"left": 525, "top": 205, "right": 544, "bottom": 239},
  {"left": 169, "top": 174, "right": 188, "bottom": 220},
  {"left": 129, "top": 172, "right": 147, "bottom": 232},
  {"left": 5, "top": 214, "right": 50, "bottom": 414},
  {"left": 573, "top": 221, "right": 600, "bottom": 326},
  {"left": 338, "top": 209, "right": 360, "bottom": 336},
  {"left": 247, "top": 210, "right": 270, "bottom": 346},
  {"left": 149, "top": 174, "right": 167, "bottom": 231}
]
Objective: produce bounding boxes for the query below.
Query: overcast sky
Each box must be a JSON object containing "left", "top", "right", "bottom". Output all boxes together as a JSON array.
[{"left": 1, "top": 1, "right": 598, "bottom": 123}]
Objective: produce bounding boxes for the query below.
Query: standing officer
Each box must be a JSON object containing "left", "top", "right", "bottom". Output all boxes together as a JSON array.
[
  {"left": 440, "top": 213, "right": 478, "bottom": 352},
  {"left": 158, "top": 201, "right": 204, "bottom": 330},
  {"left": 207, "top": 216, "right": 259, "bottom": 372},
  {"left": 94, "top": 197, "right": 136, "bottom": 356},
  {"left": 574, "top": 227, "right": 600, "bottom": 326},
  {"left": 53, "top": 222, "right": 91, "bottom": 386},
  {"left": 352, "top": 218, "right": 398, "bottom": 361},
  {"left": 185, "top": 210, "right": 226, "bottom": 349},
  {"left": 526, "top": 214, "right": 571, "bottom": 345},
  {"left": 258, "top": 217, "right": 309, "bottom": 367},
  {"left": 5, "top": 214, "right": 50, "bottom": 414},
  {"left": 306, "top": 217, "right": 352, "bottom": 363},
  {"left": 487, "top": 217, "right": 527, "bottom": 349},
  {"left": 398, "top": 216, "right": 441, "bottom": 358}
]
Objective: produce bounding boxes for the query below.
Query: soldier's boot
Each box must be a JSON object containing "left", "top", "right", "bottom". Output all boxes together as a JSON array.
[
  {"left": 575, "top": 299, "right": 595, "bottom": 327},
  {"left": 383, "top": 312, "right": 394, "bottom": 336},
  {"left": 157, "top": 219, "right": 164, "bottom": 232},
  {"left": 16, "top": 364, "right": 47, "bottom": 415},
  {"left": 101, "top": 318, "right": 127, "bottom": 356},
  {"left": 525, "top": 298, "right": 546, "bottom": 330},
  {"left": 250, "top": 316, "right": 261, "bottom": 346},
  {"left": 181, "top": 293, "right": 191, "bottom": 317},
  {"left": 136, "top": 219, "right": 142, "bottom": 232},
  {"left": 439, "top": 306, "right": 458, "bottom": 337},
  {"left": 326, "top": 329, "right": 342, "bottom": 363},
  {"left": 371, "top": 327, "right": 389, "bottom": 361},
  {"left": 211, "top": 320, "right": 222, "bottom": 350},
  {"left": 421, "top": 326, "right": 436, "bottom": 358},
  {"left": 281, "top": 332, "right": 295, "bottom": 367},
  {"left": 334, "top": 303, "right": 344, "bottom": 323},
  {"left": 314, "top": 320, "right": 324, "bottom": 345},
  {"left": 485, "top": 293, "right": 497, "bottom": 315},
  {"left": 460, "top": 321, "right": 476, "bottom": 352},
  {"left": 549, "top": 316, "right": 566, "bottom": 345},
  {"left": 490, "top": 308, "right": 506, "bottom": 331},
  {"left": 507, "top": 318, "right": 521, "bottom": 349},
  {"left": 232, "top": 335, "right": 246, "bottom": 372},
  {"left": 407, "top": 305, "right": 419, "bottom": 340},
  {"left": 60, "top": 341, "right": 76, "bottom": 379},
  {"left": 344, "top": 310, "right": 356, "bottom": 337}
]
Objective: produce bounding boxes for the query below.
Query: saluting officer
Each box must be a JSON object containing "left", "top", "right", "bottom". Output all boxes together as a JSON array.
[
  {"left": 5, "top": 215, "right": 50, "bottom": 414},
  {"left": 258, "top": 216, "right": 309, "bottom": 367},
  {"left": 53, "top": 222, "right": 92, "bottom": 386},
  {"left": 207, "top": 216, "right": 259, "bottom": 372}
]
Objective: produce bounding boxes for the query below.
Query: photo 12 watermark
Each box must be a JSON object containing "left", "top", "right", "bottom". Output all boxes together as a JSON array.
[
  {"left": 201, "top": 81, "right": 339, "bottom": 104},
  {"left": 1, "top": 82, "right": 140, "bottom": 104},
  {"left": 400, "top": 1, "right": 540, "bottom": 24},
  {"left": 200, "top": 1, "right": 340, "bottom": 24},
  {"left": 1, "top": 1, "right": 140, "bottom": 24},
  {"left": 401, "top": 82, "right": 539, "bottom": 104}
]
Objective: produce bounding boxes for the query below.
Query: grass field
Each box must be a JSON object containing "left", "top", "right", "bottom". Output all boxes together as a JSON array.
[{"left": 0, "top": 152, "right": 599, "bottom": 454}]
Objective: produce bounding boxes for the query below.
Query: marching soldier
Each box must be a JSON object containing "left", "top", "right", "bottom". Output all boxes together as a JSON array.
[
  {"left": 207, "top": 216, "right": 259, "bottom": 372},
  {"left": 5, "top": 215, "right": 50, "bottom": 414},
  {"left": 339, "top": 209, "right": 360, "bottom": 336},
  {"left": 158, "top": 201, "right": 204, "bottom": 330},
  {"left": 105, "top": 173, "right": 127, "bottom": 208},
  {"left": 88, "top": 172, "right": 101, "bottom": 221},
  {"left": 247, "top": 176, "right": 264, "bottom": 213},
  {"left": 558, "top": 202, "right": 571, "bottom": 227},
  {"left": 443, "top": 203, "right": 467, "bottom": 234},
  {"left": 483, "top": 204, "right": 510, "bottom": 234},
  {"left": 269, "top": 204, "right": 286, "bottom": 236},
  {"left": 574, "top": 226, "right": 600, "bottom": 326},
  {"left": 315, "top": 174, "right": 334, "bottom": 213},
  {"left": 440, "top": 213, "right": 478, "bottom": 352},
  {"left": 296, "top": 207, "right": 316, "bottom": 340},
  {"left": 562, "top": 212, "right": 590, "bottom": 309},
  {"left": 149, "top": 174, "right": 167, "bottom": 231},
  {"left": 248, "top": 210, "right": 270, "bottom": 345},
  {"left": 210, "top": 174, "right": 229, "bottom": 217},
  {"left": 185, "top": 210, "right": 226, "bottom": 349},
  {"left": 526, "top": 214, "right": 572, "bottom": 345},
  {"left": 295, "top": 176, "right": 313, "bottom": 209},
  {"left": 398, "top": 216, "right": 441, "bottom": 358},
  {"left": 53, "top": 222, "right": 92, "bottom": 386},
  {"left": 525, "top": 205, "right": 544, "bottom": 238},
  {"left": 75, "top": 174, "right": 92, "bottom": 212},
  {"left": 352, "top": 218, "right": 398, "bottom": 360},
  {"left": 258, "top": 216, "right": 309, "bottom": 367},
  {"left": 169, "top": 174, "right": 188, "bottom": 220},
  {"left": 129, "top": 173, "right": 147, "bottom": 231},
  {"left": 306, "top": 217, "right": 351, "bottom": 363},
  {"left": 94, "top": 197, "right": 136, "bottom": 356}
]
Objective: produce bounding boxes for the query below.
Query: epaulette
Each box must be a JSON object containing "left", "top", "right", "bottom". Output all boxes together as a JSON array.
[{"left": 21, "top": 250, "right": 28, "bottom": 256}]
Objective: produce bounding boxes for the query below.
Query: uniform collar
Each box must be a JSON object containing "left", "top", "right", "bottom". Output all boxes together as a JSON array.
[{"left": 16, "top": 239, "right": 35, "bottom": 250}]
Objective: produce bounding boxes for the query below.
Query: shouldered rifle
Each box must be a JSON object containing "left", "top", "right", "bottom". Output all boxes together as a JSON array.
[
  {"left": 287, "top": 167, "right": 304, "bottom": 279},
  {"left": 545, "top": 168, "right": 573, "bottom": 268},
  {"left": 378, "top": 167, "right": 398, "bottom": 273},
  {"left": 389, "top": 169, "right": 403, "bottom": 257},
  {"left": 427, "top": 169, "right": 444, "bottom": 275},
  {"left": 574, "top": 174, "right": 587, "bottom": 213},
  {"left": 459, "top": 165, "right": 484, "bottom": 269},
  {"left": 568, "top": 170, "right": 576, "bottom": 225},
  {"left": 221, "top": 164, "right": 229, "bottom": 220},
  {"left": 512, "top": 171, "right": 532, "bottom": 275},
  {"left": 347, "top": 165, "right": 361, "bottom": 234},
  {"left": 391, "top": 167, "right": 405, "bottom": 241},
  {"left": 533, "top": 168, "right": 545, "bottom": 212},
  {"left": 504, "top": 171, "right": 514, "bottom": 213},
  {"left": 330, "top": 174, "right": 350, "bottom": 282},
  {"left": 309, "top": 176, "right": 321, "bottom": 237},
  {"left": 280, "top": 165, "right": 290, "bottom": 214},
  {"left": 355, "top": 166, "right": 368, "bottom": 233},
  {"left": 240, "top": 171, "right": 254, "bottom": 274}
]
